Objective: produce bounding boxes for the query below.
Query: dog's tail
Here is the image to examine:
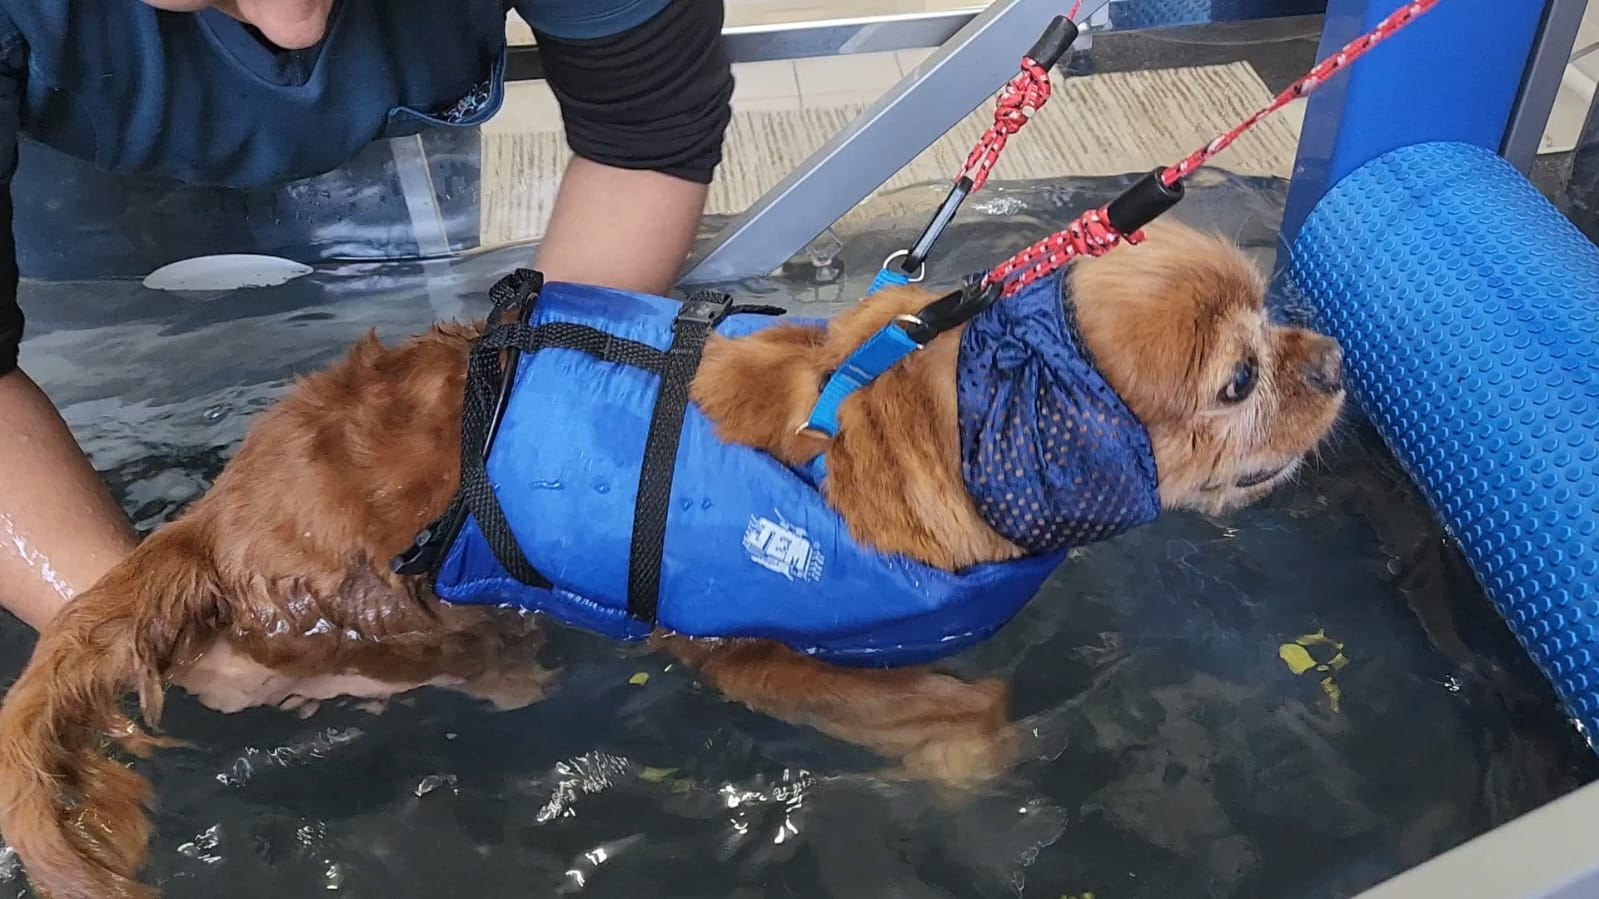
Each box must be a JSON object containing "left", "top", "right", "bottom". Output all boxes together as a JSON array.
[{"left": 0, "top": 522, "right": 225, "bottom": 899}]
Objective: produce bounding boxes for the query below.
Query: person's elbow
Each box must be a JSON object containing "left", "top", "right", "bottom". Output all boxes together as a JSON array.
[
  {"left": 556, "top": 64, "right": 733, "bottom": 186},
  {"left": 537, "top": 0, "right": 736, "bottom": 187}
]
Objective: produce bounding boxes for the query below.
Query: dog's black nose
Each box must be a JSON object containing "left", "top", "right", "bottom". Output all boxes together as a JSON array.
[{"left": 1302, "top": 339, "right": 1344, "bottom": 395}]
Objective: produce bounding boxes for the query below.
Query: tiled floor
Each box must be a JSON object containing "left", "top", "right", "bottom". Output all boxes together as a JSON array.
[
  {"left": 486, "top": 49, "right": 941, "bottom": 130},
  {"left": 505, "top": 1, "right": 985, "bottom": 44},
  {"left": 483, "top": 4, "right": 1599, "bottom": 247},
  {"left": 480, "top": 52, "right": 1302, "bottom": 245},
  {"left": 507, "top": 2, "right": 1599, "bottom": 150}
]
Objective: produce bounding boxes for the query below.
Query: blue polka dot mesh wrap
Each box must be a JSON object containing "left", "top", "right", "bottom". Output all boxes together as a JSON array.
[{"left": 957, "top": 268, "right": 1161, "bottom": 554}]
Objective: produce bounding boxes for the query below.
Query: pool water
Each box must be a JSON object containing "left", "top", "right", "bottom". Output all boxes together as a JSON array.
[{"left": 5, "top": 171, "right": 1596, "bottom": 899}]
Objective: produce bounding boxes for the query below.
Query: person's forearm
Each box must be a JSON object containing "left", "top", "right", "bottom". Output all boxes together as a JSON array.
[
  {"left": 0, "top": 368, "right": 137, "bottom": 630},
  {"left": 533, "top": 157, "right": 708, "bottom": 296}
]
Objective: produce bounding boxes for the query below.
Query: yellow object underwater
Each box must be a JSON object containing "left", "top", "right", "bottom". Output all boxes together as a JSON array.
[{"left": 1278, "top": 628, "right": 1348, "bottom": 712}]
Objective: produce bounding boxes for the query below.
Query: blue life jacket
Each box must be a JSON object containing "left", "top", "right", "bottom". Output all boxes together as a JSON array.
[
  {"left": 399, "top": 267, "right": 1158, "bottom": 668},
  {"left": 397, "top": 272, "right": 1069, "bottom": 667}
]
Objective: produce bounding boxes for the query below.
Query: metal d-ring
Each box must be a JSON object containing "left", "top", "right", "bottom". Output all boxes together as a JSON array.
[
  {"left": 891, "top": 313, "right": 930, "bottom": 337},
  {"left": 883, "top": 249, "right": 926, "bottom": 283}
]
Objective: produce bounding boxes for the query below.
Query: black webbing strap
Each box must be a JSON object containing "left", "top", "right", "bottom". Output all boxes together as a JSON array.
[
  {"left": 625, "top": 290, "right": 733, "bottom": 624},
  {"left": 402, "top": 269, "right": 550, "bottom": 585},
  {"left": 453, "top": 322, "right": 552, "bottom": 587},
  {"left": 446, "top": 315, "right": 685, "bottom": 588},
  {"left": 525, "top": 322, "right": 668, "bottom": 373},
  {"left": 394, "top": 269, "right": 546, "bottom": 580}
]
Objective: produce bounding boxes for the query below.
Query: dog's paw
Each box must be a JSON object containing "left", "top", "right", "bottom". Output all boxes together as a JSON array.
[
  {"left": 898, "top": 724, "right": 1018, "bottom": 786},
  {"left": 892, "top": 677, "right": 1018, "bottom": 787},
  {"left": 459, "top": 664, "right": 557, "bottom": 712}
]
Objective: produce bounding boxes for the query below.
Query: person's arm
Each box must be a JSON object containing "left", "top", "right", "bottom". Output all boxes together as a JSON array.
[
  {"left": 522, "top": 0, "right": 733, "bottom": 295},
  {"left": 0, "top": 35, "right": 140, "bottom": 631}
]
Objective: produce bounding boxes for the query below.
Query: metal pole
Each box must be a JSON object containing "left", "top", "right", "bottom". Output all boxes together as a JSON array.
[
  {"left": 678, "top": 0, "right": 1113, "bottom": 286},
  {"left": 1501, "top": 0, "right": 1588, "bottom": 172}
]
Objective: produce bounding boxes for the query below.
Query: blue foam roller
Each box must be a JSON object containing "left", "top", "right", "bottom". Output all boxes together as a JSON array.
[{"left": 1289, "top": 141, "right": 1599, "bottom": 745}]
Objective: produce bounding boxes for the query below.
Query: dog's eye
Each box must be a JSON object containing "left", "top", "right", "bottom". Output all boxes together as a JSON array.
[{"left": 1219, "top": 359, "right": 1257, "bottom": 404}]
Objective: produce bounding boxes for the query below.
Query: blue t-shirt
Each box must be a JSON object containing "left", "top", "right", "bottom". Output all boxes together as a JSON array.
[
  {"left": 0, "top": 0, "right": 681, "bottom": 372},
  {"left": 0, "top": 0, "right": 671, "bottom": 187}
]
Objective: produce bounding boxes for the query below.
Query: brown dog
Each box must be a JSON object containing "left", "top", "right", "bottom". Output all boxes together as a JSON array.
[{"left": 0, "top": 221, "right": 1344, "bottom": 899}]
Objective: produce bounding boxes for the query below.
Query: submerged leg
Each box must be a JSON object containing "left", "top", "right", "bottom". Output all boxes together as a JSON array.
[{"left": 656, "top": 634, "right": 1017, "bottom": 785}]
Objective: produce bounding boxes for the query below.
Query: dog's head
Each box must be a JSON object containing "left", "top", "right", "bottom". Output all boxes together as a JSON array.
[
  {"left": 1069, "top": 220, "right": 1344, "bottom": 515},
  {"left": 693, "top": 219, "right": 1343, "bottom": 569}
]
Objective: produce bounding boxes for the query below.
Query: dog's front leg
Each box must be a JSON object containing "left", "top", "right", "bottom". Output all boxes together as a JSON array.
[{"left": 653, "top": 635, "right": 1017, "bottom": 786}]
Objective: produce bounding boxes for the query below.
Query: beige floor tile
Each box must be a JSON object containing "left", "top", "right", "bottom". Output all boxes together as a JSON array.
[
  {"left": 479, "top": 61, "right": 1302, "bottom": 248},
  {"left": 482, "top": 80, "right": 563, "bottom": 136},
  {"left": 1275, "top": 96, "right": 1307, "bottom": 137},
  {"left": 794, "top": 50, "right": 903, "bottom": 100},
  {"left": 724, "top": 0, "right": 985, "bottom": 29},
  {"left": 505, "top": 1, "right": 985, "bottom": 37},
  {"left": 896, "top": 47, "right": 936, "bottom": 74},
  {"left": 731, "top": 60, "right": 802, "bottom": 101},
  {"left": 732, "top": 95, "right": 808, "bottom": 114},
  {"left": 506, "top": 10, "right": 533, "bottom": 45},
  {"left": 799, "top": 90, "right": 884, "bottom": 109}
]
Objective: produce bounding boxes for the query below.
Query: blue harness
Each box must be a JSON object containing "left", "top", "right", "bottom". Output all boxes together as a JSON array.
[{"left": 395, "top": 268, "right": 1157, "bottom": 667}]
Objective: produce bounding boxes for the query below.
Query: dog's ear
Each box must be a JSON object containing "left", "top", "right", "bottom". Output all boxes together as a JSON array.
[{"left": 693, "top": 323, "right": 831, "bottom": 464}]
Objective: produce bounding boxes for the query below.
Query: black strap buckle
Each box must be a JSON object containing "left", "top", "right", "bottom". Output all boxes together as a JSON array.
[
  {"left": 674, "top": 290, "right": 733, "bottom": 333},
  {"left": 391, "top": 270, "right": 546, "bottom": 578},
  {"left": 483, "top": 279, "right": 544, "bottom": 454},
  {"left": 897, "top": 276, "right": 1003, "bottom": 344},
  {"left": 488, "top": 268, "right": 545, "bottom": 320},
  {"left": 391, "top": 519, "right": 447, "bottom": 576}
]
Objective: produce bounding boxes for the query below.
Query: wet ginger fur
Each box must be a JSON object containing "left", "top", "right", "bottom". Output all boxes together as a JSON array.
[{"left": 0, "top": 220, "right": 1343, "bottom": 899}]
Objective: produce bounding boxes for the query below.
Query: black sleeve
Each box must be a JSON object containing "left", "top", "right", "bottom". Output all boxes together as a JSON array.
[
  {"left": 0, "top": 32, "right": 23, "bottom": 378},
  {"left": 532, "top": 0, "right": 733, "bottom": 185}
]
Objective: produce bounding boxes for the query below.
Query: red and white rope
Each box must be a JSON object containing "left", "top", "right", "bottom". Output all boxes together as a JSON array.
[
  {"left": 1162, "top": 0, "right": 1440, "bottom": 186},
  {"left": 957, "top": 1, "right": 1088, "bottom": 191},
  {"left": 959, "top": 59, "right": 1055, "bottom": 191},
  {"left": 985, "top": 0, "right": 1443, "bottom": 298}
]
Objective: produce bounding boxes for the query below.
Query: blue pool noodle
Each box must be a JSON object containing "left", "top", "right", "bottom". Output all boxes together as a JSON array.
[{"left": 1289, "top": 141, "right": 1599, "bottom": 744}]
